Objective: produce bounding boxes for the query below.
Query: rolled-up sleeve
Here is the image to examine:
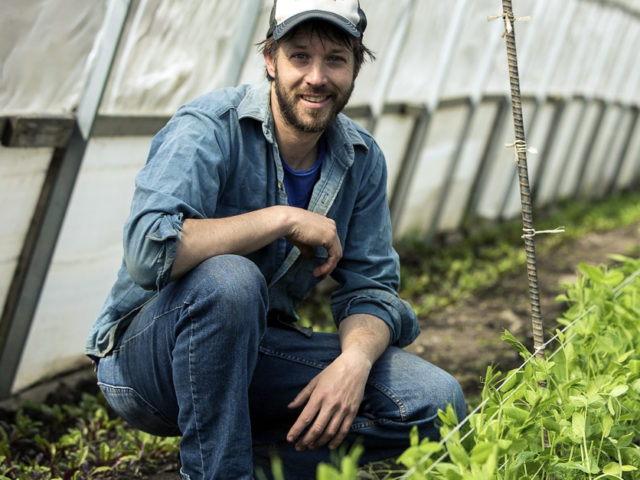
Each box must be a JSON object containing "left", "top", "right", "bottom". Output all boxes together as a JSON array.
[
  {"left": 124, "top": 212, "right": 183, "bottom": 290},
  {"left": 121, "top": 107, "right": 229, "bottom": 291},
  {"left": 329, "top": 143, "right": 419, "bottom": 347},
  {"left": 331, "top": 288, "right": 419, "bottom": 347}
]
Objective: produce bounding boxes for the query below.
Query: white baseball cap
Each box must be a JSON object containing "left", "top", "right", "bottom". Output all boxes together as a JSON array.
[{"left": 267, "top": 0, "right": 367, "bottom": 40}]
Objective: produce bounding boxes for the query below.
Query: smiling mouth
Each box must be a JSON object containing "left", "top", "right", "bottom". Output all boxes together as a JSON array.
[{"left": 300, "top": 94, "right": 331, "bottom": 104}]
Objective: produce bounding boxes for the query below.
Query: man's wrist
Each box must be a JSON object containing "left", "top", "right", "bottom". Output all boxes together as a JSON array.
[{"left": 339, "top": 314, "right": 390, "bottom": 367}]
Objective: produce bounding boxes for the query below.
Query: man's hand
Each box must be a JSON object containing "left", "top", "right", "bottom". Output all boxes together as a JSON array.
[
  {"left": 286, "top": 314, "right": 391, "bottom": 451},
  {"left": 285, "top": 209, "right": 342, "bottom": 278},
  {"left": 286, "top": 349, "right": 370, "bottom": 451}
]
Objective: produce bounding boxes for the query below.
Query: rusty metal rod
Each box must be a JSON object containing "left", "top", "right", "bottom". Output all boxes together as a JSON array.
[{"left": 500, "top": 0, "right": 546, "bottom": 360}]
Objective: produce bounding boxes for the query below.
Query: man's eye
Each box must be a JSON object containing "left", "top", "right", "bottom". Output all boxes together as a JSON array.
[
  {"left": 292, "top": 53, "right": 308, "bottom": 61},
  {"left": 328, "top": 56, "right": 346, "bottom": 64}
]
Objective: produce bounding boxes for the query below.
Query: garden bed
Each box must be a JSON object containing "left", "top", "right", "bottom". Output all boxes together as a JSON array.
[{"left": 1, "top": 193, "right": 639, "bottom": 479}]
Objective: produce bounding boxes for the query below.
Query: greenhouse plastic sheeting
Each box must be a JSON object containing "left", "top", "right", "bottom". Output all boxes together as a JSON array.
[
  {"left": 13, "top": 137, "right": 149, "bottom": 391},
  {"left": 0, "top": 147, "right": 50, "bottom": 308},
  {"left": 0, "top": 1, "right": 107, "bottom": 114}
]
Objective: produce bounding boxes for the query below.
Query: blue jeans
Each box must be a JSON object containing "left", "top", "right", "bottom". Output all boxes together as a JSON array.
[{"left": 96, "top": 255, "right": 465, "bottom": 480}]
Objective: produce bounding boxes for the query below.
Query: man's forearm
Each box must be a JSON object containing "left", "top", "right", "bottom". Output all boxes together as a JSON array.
[
  {"left": 338, "top": 313, "right": 390, "bottom": 369},
  {"left": 170, "top": 205, "right": 342, "bottom": 281},
  {"left": 170, "top": 206, "right": 291, "bottom": 280}
]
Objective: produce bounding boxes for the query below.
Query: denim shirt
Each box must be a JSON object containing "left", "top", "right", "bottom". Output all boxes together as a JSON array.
[{"left": 85, "top": 82, "right": 419, "bottom": 359}]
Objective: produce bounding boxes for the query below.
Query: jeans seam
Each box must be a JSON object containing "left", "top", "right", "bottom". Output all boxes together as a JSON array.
[
  {"left": 187, "top": 309, "right": 206, "bottom": 476},
  {"left": 258, "top": 346, "right": 328, "bottom": 370},
  {"left": 368, "top": 381, "right": 408, "bottom": 422},
  {"left": 96, "top": 382, "right": 177, "bottom": 428},
  {"left": 116, "top": 304, "right": 183, "bottom": 350}
]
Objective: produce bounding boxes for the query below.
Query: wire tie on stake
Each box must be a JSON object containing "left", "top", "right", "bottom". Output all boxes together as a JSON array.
[
  {"left": 505, "top": 140, "right": 538, "bottom": 163},
  {"left": 487, "top": 13, "right": 531, "bottom": 36},
  {"left": 534, "top": 345, "right": 546, "bottom": 356},
  {"left": 521, "top": 226, "right": 566, "bottom": 239}
]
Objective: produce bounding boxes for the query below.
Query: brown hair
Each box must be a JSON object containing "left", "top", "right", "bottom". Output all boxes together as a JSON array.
[{"left": 258, "top": 19, "right": 375, "bottom": 81}]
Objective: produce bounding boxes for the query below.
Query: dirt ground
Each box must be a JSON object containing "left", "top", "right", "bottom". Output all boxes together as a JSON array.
[{"left": 405, "top": 221, "right": 640, "bottom": 398}]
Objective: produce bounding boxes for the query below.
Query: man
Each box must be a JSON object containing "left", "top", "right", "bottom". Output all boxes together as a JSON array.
[{"left": 86, "top": 1, "right": 466, "bottom": 479}]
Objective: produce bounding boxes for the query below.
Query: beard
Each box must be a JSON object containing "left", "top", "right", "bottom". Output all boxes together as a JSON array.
[{"left": 273, "top": 72, "right": 354, "bottom": 134}]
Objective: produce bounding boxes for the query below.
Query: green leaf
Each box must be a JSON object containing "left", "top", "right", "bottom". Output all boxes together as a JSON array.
[
  {"left": 91, "top": 466, "right": 113, "bottom": 474},
  {"left": 503, "top": 406, "right": 529, "bottom": 423},
  {"left": 446, "top": 440, "right": 469, "bottom": 468},
  {"left": 603, "top": 462, "right": 622, "bottom": 476},
  {"left": 571, "top": 412, "right": 585, "bottom": 438},
  {"left": 607, "top": 253, "right": 633, "bottom": 263},
  {"left": 470, "top": 442, "right": 495, "bottom": 464},
  {"left": 501, "top": 330, "right": 531, "bottom": 360},
  {"left": 601, "top": 414, "right": 613, "bottom": 437},
  {"left": 610, "top": 385, "right": 628, "bottom": 397},
  {"left": 569, "top": 395, "right": 588, "bottom": 408},
  {"left": 578, "top": 263, "right": 605, "bottom": 283}
]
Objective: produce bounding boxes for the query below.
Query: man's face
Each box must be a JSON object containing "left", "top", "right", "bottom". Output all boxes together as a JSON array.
[{"left": 266, "top": 29, "right": 356, "bottom": 134}]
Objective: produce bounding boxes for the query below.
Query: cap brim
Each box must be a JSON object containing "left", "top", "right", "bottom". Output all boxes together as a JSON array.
[{"left": 272, "top": 10, "right": 361, "bottom": 40}]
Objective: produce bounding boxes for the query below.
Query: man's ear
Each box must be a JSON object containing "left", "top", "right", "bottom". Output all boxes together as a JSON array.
[{"left": 264, "top": 50, "right": 277, "bottom": 79}]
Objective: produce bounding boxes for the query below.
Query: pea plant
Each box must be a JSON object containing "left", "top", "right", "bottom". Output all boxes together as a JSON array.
[{"left": 321, "top": 255, "right": 640, "bottom": 479}]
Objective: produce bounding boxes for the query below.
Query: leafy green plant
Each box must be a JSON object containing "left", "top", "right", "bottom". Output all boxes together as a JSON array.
[
  {"left": 0, "top": 393, "right": 179, "bottom": 479},
  {"left": 398, "top": 255, "right": 640, "bottom": 479},
  {"left": 318, "top": 255, "right": 640, "bottom": 479}
]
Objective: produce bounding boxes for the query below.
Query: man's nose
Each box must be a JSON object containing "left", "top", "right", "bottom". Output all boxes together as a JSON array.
[{"left": 305, "top": 60, "right": 327, "bottom": 86}]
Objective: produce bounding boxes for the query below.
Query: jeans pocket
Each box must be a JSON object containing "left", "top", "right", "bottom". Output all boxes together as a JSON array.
[{"left": 98, "top": 382, "right": 180, "bottom": 436}]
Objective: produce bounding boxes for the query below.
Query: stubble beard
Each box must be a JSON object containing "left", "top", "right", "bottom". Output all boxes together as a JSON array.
[{"left": 273, "top": 73, "right": 354, "bottom": 134}]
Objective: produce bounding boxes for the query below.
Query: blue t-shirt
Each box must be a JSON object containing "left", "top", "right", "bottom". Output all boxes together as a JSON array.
[
  {"left": 280, "top": 138, "right": 324, "bottom": 210},
  {"left": 281, "top": 139, "right": 324, "bottom": 253}
]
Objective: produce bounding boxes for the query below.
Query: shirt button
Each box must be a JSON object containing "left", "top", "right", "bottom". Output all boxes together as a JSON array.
[{"left": 277, "top": 181, "right": 284, "bottom": 190}]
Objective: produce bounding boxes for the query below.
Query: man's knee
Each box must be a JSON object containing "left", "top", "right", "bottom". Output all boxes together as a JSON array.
[
  {"left": 181, "top": 255, "right": 269, "bottom": 330},
  {"left": 370, "top": 349, "right": 466, "bottom": 425}
]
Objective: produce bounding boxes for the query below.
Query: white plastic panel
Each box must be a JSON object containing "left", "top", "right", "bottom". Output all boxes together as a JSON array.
[
  {"left": 580, "top": 104, "right": 624, "bottom": 197},
  {"left": 555, "top": 101, "right": 602, "bottom": 199},
  {"left": 548, "top": 1, "right": 599, "bottom": 97},
  {"left": 13, "top": 137, "right": 150, "bottom": 392},
  {"left": 592, "top": 13, "right": 631, "bottom": 100},
  {"left": 615, "top": 115, "right": 640, "bottom": 190},
  {"left": 237, "top": 0, "right": 278, "bottom": 87},
  {"left": 517, "top": 1, "right": 566, "bottom": 96},
  {"left": 0, "top": 147, "right": 51, "bottom": 310},
  {"left": 535, "top": 99, "right": 584, "bottom": 204},
  {"left": 436, "top": 101, "right": 499, "bottom": 231},
  {"left": 593, "top": 108, "right": 636, "bottom": 196},
  {"left": 474, "top": 100, "right": 539, "bottom": 220},
  {"left": 502, "top": 101, "right": 557, "bottom": 219},
  {"left": 372, "top": 113, "right": 415, "bottom": 198},
  {"left": 395, "top": 104, "right": 468, "bottom": 237},
  {"left": 101, "top": 0, "right": 262, "bottom": 115},
  {"left": 0, "top": 0, "right": 107, "bottom": 115},
  {"left": 442, "top": 0, "right": 504, "bottom": 99},
  {"left": 386, "top": 0, "right": 468, "bottom": 105},
  {"left": 349, "top": 1, "right": 412, "bottom": 107}
]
